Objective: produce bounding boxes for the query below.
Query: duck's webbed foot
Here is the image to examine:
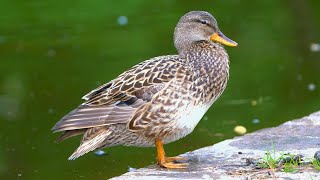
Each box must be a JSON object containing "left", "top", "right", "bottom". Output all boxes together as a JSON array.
[{"left": 155, "top": 138, "right": 189, "bottom": 169}]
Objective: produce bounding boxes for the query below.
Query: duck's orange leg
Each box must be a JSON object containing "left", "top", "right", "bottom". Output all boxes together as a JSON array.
[{"left": 155, "top": 138, "right": 188, "bottom": 169}]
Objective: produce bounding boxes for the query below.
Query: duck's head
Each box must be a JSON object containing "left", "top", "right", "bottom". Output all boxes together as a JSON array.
[{"left": 174, "top": 11, "right": 237, "bottom": 53}]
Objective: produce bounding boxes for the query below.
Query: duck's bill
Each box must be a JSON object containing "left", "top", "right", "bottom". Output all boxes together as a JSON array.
[{"left": 210, "top": 32, "right": 238, "bottom": 47}]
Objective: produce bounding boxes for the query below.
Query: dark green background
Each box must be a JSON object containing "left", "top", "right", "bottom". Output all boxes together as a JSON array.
[{"left": 1, "top": 0, "right": 320, "bottom": 179}]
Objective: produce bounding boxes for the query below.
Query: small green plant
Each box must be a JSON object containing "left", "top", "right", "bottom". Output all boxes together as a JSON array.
[
  {"left": 311, "top": 158, "right": 320, "bottom": 171},
  {"left": 283, "top": 162, "right": 298, "bottom": 173},
  {"left": 258, "top": 150, "right": 278, "bottom": 169},
  {"left": 257, "top": 143, "right": 281, "bottom": 170},
  {"left": 282, "top": 155, "right": 301, "bottom": 173},
  {"left": 283, "top": 161, "right": 299, "bottom": 173},
  {"left": 257, "top": 144, "right": 303, "bottom": 173}
]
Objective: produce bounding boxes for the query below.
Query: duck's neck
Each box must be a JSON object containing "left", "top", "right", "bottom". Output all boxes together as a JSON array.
[{"left": 180, "top": 40, "right": 230, "bottom": 78}]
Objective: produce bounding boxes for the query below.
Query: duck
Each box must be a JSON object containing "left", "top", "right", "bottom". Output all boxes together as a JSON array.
[{"left": 52, "top": 11, "right": 237, "bottom": 169}]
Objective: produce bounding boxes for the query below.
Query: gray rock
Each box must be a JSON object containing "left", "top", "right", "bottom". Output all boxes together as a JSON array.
[
  {"left": 111, "top": 111, "right": 320, "bottom": 180},
  {"left": 315, "top": 151, "right": 320, "bottom": 161}
]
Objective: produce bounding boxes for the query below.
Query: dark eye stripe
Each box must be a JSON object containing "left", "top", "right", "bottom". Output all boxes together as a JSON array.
[
  {"left": 199, "top": 20, "right": 207, "bottom": 25},
  {"left": 196, "top": 19, "right": 214, "bottom": 29},
  {"left": 196, "top": 19, "right": 208, "bottom": 25}
]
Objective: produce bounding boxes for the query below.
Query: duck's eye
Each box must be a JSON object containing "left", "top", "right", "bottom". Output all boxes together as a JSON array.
[{"left": 199, "top": 20, "right": 208, "bottom": 25}]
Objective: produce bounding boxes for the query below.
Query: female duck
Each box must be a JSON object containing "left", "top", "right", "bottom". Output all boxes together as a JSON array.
[{"left": 52, "top": 11, "right": 237, "bottom": 169}]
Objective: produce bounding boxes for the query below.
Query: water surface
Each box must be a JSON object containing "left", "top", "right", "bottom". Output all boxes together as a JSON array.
[{"left": 1, "top": 1, "right": 320, "bottom": 179}]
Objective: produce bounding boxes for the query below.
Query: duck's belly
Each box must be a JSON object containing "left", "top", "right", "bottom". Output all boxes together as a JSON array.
[
  {"left": 105, "top": 104, "right": 210, "bottom": 147},
  {"left": 160, "top": 104, "right": 210, "bottom": 144}
]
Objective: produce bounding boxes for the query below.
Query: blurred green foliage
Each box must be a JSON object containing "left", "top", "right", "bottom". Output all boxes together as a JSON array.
[{"left": 0, "top": 0, "right": 320, "bottom": 179}]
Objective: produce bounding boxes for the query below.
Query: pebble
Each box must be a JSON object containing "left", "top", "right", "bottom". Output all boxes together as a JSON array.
[
  {"left": 251, "top": 118, "right": 260, "bottom": 124},
  {"left": 310, "top": 43, "right": 320, "bottom": 52},
  {"left": 278, "top": 154, "right": 303, "bottom": 166},
  {"left": 234, "top": 125, "right": 247, "bottom": 135},
  {"left": 251, "top": 100, "right": 257, "bottom": 106},
  {"left": 292, "top": 154, "right": 304, "bottom": 162},
  {"left": 308, "top": 83, "right": 316, "bottom": 91},
  {"left": 117, "top": 16, "right": 128, "bottom": 26},
  {"left": 245, "top": 158, "right": 255, "bottom": 166}
]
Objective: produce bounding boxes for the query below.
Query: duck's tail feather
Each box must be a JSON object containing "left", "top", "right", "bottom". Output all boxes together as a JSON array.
[{"left": 68, "top": 128, "right": 112, "bottom": 160}]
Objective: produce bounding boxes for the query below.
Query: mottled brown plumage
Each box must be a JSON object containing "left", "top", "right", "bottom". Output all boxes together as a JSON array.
[{"left": 52, "top": 11, "right": 237, "bottom": 168}]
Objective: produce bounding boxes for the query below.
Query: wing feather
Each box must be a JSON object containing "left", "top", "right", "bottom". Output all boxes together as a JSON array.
[
  {"left": 52, "top": 55, "right": 182, "bottom": 136},
  {"left": 51, "top": 104, "right": 138, "bottom": 132},
  {"left": 68, "top": 127, "right": 111, "bottom": 160},
  {"left": 127, "top": 65, "right": 194, "bottom": 137}
]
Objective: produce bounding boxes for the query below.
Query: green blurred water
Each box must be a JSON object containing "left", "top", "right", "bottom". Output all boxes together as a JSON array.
[{"left": 1, "top": 0, "right": 320, "bottom": 179}]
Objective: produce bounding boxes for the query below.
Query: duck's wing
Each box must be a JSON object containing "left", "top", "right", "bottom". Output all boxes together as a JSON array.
[
  {"left": 127, "top": 62, "right": 195, "bottom": 137},
  {"left": 51, "top": 55, "right": 182, "bottom": 132}
]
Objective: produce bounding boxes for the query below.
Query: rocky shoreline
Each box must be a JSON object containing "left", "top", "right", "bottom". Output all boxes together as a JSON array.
[{"left": 111, "top": 111, "right": 320, "bottom": 179}]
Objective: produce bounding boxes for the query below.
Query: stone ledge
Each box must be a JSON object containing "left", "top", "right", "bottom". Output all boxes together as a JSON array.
[{"left": 111, "top": 111, "right": 320, "bottom": 180}]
